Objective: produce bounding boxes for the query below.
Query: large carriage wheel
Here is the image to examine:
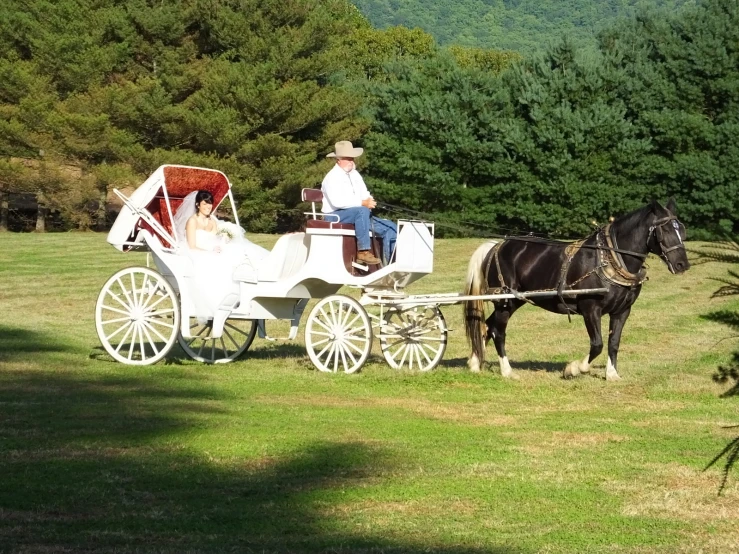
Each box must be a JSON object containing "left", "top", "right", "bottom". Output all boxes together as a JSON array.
[
  {"left": 95, "top": 267, "right": 180, "bottom": 365},
  {"left": 379, "top": 306, "right": 447, "bottom": 371},
  {"left": 305, "top": 295, "right": 372, "bottom": 374},
  {"left": 178, "top": 318, "right": 257, "bottom": 364}
]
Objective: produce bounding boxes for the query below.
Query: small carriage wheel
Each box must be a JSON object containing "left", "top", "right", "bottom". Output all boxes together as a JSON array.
[
  {"left": 177, "top": 318, "right": 257, "bottom": 364},
  {"left": 305, "top": 295, "right": 372, "bottom": 374},
  {"left": 95, "top": 266, "right": 180, "bottom": 365},
  {"left": 379, "top": 306, "right": 447, "bottom": 371}
]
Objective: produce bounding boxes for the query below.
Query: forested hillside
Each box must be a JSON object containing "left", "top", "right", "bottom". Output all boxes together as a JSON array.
[
  {"left": 353, "top": 0, "right": 694, "bottom": 52},
  {"left": 1, "top": 0, "right": 737, "bottom": 238}
]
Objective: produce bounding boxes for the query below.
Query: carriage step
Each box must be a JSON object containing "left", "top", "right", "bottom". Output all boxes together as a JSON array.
[
  {"left": 352, "top": 261, "right": 370, "bottom": 271},
  {"left": 209, "top": 294, "right": 240, "bottom": 339}
]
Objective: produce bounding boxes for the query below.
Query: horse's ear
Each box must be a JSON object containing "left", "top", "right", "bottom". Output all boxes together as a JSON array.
[
  {"left": 649, "top": 199, "right": 661, "bottom": 212},
  {"left": 666, "top": 197, "right": 678, "bottom": 215}
]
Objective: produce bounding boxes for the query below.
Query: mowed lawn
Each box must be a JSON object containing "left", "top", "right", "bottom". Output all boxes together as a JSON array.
[{"left": 1, "top": 232, "right": 738, "bottom": 554}]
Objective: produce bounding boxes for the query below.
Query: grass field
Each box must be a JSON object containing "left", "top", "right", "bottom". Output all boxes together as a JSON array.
[{"left": 1, "top": 232, "right": 738, "bottom": 553}]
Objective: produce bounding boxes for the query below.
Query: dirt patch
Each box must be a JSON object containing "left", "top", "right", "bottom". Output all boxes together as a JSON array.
[{"left": 605, "top": 462, "right": 739, "bottom": 524}]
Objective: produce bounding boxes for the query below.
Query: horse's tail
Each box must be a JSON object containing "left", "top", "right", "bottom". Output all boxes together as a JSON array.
[{"left": 464, "top": 241, "right": 498, "bottom": 370}]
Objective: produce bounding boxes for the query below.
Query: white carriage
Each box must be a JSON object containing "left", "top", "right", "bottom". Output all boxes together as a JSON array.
[{"left": 95, "top": 165, "right": 447, "bottom": 373}]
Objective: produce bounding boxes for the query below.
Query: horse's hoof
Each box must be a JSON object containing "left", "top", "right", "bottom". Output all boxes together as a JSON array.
[
  {"left": 563, "top": 361, "right": 580, "bottom": 379},
  {"left": 606, "top": 372, "right": 622, "bottom": 381},
  {"left": 467, "top": 357, "right": 481, "bottom": 372},
  {"left": 501, "top": 371, "right": 520, "bottom": 380}
]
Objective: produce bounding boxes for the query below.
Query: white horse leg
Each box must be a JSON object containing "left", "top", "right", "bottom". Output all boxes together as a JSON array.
[
  {"left": 468, "top": 353, "right": 481, "bottom": 373},
  {"left": 563, "top": 355, "right": 589, "bottom": 378},
  {"left": 605, "top": 356, "right": 621, "bottom": 381},
  {"left": 499, "top": 356, "right": 518, "bottom": 379}
]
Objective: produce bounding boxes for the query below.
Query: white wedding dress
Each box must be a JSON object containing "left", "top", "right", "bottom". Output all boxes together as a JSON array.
[{"left": 173, "top": 192, "right": 270, "bottom": 321}]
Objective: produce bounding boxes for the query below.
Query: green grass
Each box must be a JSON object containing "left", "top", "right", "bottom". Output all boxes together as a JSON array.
[{"left": 1, "top": 232, "right": 738, "bottom": 553}]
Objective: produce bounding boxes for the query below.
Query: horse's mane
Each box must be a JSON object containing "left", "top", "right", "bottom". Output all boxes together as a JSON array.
[{"left": 611, "top": 203, "right": 653, "bottom": 232}]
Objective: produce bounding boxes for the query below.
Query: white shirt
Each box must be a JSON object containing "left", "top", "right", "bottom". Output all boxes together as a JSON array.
[{"left": 321, "top": 163, "right": 371, "bottom": 213}]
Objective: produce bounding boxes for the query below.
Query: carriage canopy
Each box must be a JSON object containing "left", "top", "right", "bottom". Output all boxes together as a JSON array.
[{"left": 107, "top": 165, "right": 232, "bottom": 251}]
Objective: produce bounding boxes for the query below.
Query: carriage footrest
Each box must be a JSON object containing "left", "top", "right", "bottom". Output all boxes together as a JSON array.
[{"left": 210, "top": 293, "right": 240, "bottom": 339}]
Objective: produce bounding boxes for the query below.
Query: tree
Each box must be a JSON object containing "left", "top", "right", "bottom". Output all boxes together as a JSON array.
[
  {"left": 0, "top": 0, "right": 378, "bottom": 232},
  {"left": 599, "top": 0, "right": 739, "bottom": 236},
  {"left": 695, "top": 238, "right": 739, "bottom": 493}
]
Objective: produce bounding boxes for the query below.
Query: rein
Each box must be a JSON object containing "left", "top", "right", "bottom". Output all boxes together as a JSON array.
[{"left": 376, "top": 200, "right": 685, "bottom": 264}]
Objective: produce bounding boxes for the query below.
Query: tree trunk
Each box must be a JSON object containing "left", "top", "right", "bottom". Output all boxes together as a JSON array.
[
  {"left": 36, "top": 204, "right": 48, "bottom": 232},
  {"left": 0, "top": 190, "right": 8, "bottom": 232}
]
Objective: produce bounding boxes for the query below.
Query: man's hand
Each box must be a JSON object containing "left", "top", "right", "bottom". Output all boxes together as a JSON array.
[{"left": 362, "top": 196, "right": 377, "bottom": 209}]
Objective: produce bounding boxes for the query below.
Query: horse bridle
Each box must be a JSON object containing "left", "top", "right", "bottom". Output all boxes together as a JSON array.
[{"left": 648, "top": 215, "right": 686, "bottom": 263}]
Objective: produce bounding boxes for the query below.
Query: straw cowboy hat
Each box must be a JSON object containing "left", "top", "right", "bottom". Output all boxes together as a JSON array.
[{"left": 326, "top": 140, "right": 364, "bottom": 159}]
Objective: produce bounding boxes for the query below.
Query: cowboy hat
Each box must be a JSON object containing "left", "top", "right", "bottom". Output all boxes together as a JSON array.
[{"left": 326, "top": 140, "right": 364, "bottom": 159}]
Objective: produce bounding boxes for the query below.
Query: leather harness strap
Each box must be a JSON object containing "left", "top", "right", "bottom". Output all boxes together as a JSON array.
[{"left": 597, "top": 224, "right": 648, "bottom": 287}]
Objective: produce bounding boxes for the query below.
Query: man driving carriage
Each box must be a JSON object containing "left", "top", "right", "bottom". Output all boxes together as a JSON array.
[{"left": 321, "top": 141, "right": 397, "bottom": 265}]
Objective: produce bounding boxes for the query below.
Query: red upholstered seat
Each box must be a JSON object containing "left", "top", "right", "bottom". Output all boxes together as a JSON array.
[{"left": 302, "top": 188, "right": 324, "bottom": 203}]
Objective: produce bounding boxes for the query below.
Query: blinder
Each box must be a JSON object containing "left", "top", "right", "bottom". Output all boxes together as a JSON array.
[{"left": 649, "top": 215, "right": 686, "bottom": 257}]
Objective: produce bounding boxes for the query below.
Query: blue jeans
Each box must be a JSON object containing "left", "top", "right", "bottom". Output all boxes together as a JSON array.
[{"left": 331, "top": 207, "right": 397, "bottom": 263}]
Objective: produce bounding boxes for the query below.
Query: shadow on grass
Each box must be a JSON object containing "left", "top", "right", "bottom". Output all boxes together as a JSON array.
[
  {"left": 0, "top": 325, "right": 77, "bottom": 362},
  {"left": 700, "top": 310, "right": 739, "bottom": 397},
  {"left": 0, "top": 371, "right": 522, "bottom": 553},
  {"left": 443, "top": 356, "right": 562, "bottom": 374}
]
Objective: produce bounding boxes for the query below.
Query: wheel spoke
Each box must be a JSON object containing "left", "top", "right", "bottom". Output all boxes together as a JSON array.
[
  {"left": 319, "top": 307, "right": 333, "bottom": 329},
  {"left": 343, "top": 338, "right": 366, "bottom": 355},
  {"left": 342, "top": 312, "right": 361, "bottom": 331},
  {"left": 115, "top": 278, "right": 135, "bottom": 309},
  {"left": 339, "top": 344, "right": 350, "bottom": 373},
  {"left": 145, "top": 317, "right": 175, "bottom": 330},
  {"left": 106, "top": 320, "right": 132, "bottom": 342},
  {"left": 139, "top": 323, "right": 160, "bottom": 357},
  {"left": 342, "top": 342, "right": 358, "bottom": 366},
  {"left": 143, "top": 291, "right": 171, "bottom": 312},
  {"left": 137, "top": 274, "right": 150, "bottom": 309},
  {"left": 128, "top": 274, "right": 139, "bottom": 308},
  {"left": 224, "top": 321, "right": 248, "bottom": 338},
  {"left": 315, "top": 340, "right": 333, "bottom": 361},
  {"left": 222, "top": 327, "right": 238, "bottom": 349},
  {"left": 127, "top": 324, "right": 138, "bottom": 360},
  {"left": 147, "top": 308, "right": 175, "bottom": 317},
  {"left": 387, "top": 342, "right": 407, "bottom": 364},
  {"left": 312, "top": 316, "right": 333, "bottom": 334},
  {"left": 114, "top": 322, "right": 135, "bottom": 354},
  {"left": 311, "top": 337, "right": 330, "bottom": 348},
  {"left": 101, "top": 303, "right": 131, "bottom": 316},
  {"left": 101, "top": 315, "right": 132, "bottom": 325},
  {"left": 141, "top": 319, "right": 168, "bottom": 344},
  {"left": 413, "top": 335, "right": 445, "bottom": 342},
  {"left": 420, "top": 342, "right": 441, "bottom": 360}
]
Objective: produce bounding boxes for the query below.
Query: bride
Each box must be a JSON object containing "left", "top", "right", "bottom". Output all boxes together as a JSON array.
[{"left": 173, "top": 190, "right": 269, "bottom": 320}]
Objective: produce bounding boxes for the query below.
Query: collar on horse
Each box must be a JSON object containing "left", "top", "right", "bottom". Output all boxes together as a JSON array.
[{"left": 597, "top": 223, "right": 648, "bottom": 288}]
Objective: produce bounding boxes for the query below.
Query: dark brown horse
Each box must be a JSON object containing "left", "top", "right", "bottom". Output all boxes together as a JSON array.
[{"left": 463, "top": 200, "right": 690, "bottom": 380}]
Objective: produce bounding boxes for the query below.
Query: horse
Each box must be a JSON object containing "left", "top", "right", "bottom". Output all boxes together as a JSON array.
[{"left": 463, "top": 199, "right": 690, "bottom": 381}]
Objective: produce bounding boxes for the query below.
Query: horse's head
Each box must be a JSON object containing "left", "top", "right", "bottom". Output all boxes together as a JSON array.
[{"left": 647, "top": 199, "right": 690, "bottom": 274}]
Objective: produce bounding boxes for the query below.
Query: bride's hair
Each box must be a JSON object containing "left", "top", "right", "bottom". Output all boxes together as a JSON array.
[
  {"left": 173, "top": 190, "right": 217, "bottom": 244},
  {"left": 195, "top": 190, "right": 214, "bottom": 211}
]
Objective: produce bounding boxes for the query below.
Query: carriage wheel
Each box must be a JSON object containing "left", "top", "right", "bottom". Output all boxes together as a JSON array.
[
  {"left": 379, "top": 306, "right": 447, "bottom": 371},
  {"left": 178, "top": 318, "right": 257, "bottom": 364},
  {"left": 305, "top": 295, "right": 372, "bottom": 374},
  {"left": 95, "top": 266, "right": 180, "bottom": 365}
]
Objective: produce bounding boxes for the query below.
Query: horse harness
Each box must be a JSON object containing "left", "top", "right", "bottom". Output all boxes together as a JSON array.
[{"left": 482, "top": 214, "right": 685, "bottom": 318}]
